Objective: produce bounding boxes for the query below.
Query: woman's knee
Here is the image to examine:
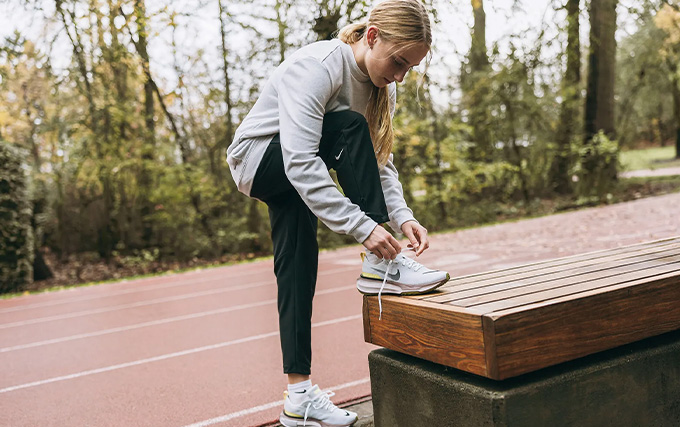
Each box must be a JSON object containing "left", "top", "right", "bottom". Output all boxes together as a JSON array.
[{"left": 323, "top": 110, "right": 369, "bottom": 133}]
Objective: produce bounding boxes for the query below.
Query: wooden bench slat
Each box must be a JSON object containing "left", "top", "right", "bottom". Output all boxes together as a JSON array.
[
  {"left": 467, "top": 260, "right": 680, "bottom": 312},
  {"left": 430, "top": 249, "right": 680, "bottom": 307},
  {"left": 421, "top": 241, "right": 680, "bottom": 301},
  {"left": 487, "top": 269, "right": 680, "bottom": 318},
  {"left": 431, "top": 238, "right": 678, "bottom": 288}
]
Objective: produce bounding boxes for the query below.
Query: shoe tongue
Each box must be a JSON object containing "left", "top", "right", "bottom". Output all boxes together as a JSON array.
[
  {"left": 366, "top": 251, "right": 382, "bottom": 264},
  {"left": 308, "top": 384, "right": 322, "bottom": 396}
]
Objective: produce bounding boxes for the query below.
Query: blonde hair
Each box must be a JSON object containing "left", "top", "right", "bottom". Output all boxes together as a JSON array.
[{"left": 337, "top": 0, "right": 432, "bottom": 168}]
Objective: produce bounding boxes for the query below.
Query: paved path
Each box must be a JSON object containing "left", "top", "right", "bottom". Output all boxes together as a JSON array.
[
  {"left": 619, "top": 166, "right": 680, "bottom": 178},
  {"left": 1, "top": 192, "right": 679, "bottom": 426}
]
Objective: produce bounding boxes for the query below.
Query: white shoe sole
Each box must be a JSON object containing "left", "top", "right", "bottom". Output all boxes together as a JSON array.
[
  {"left": 279, "top": 412, "right": 357, "bottom": 427},
  {"left": 355, "top": 274, "right": 449, "bottom": 296}
]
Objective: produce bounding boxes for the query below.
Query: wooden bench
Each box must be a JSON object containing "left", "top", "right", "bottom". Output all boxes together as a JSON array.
[{"left": 363, "top": 236, "right": 680, "bottom": 380}]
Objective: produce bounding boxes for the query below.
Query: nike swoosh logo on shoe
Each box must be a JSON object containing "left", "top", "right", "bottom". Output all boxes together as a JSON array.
[{"left": 387, "top": 270, "right": 400, "bottom": 280}]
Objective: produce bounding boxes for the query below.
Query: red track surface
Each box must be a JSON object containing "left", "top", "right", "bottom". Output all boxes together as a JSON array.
[{"left": 2, "top": 193, "right": 679, "bottom": 426}]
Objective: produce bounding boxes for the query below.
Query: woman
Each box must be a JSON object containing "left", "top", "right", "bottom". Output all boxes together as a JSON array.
[{"left": 227, "top": 1, "right": 449, "bottom": 425}]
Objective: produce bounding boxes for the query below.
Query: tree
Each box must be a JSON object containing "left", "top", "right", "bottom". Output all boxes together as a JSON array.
[
  {"left": 550, "top": 0, "right": 581, "bottom": 193},
  {"left": 0, "top": 142, "right": 34, "bottom": 293},
  {"left": 584, "top": 0, "right": 618, "bottom": 140},
  {"left": 312, "top": 0, "right": 365, "bottom": 41},
  {"left": 134, "top": 0, "right": 156, "bottom": 247},
  {"left": 462, "top": 0, "right": 493, "bottom": 162},
  {"left": 582, "top": 0, "right": 618, "bottom": 195},
  {"left": 655, "top": 2, "right": 680, "bottom": 158},
  {"left": 56, "top": 0, "right": 117, "bottom": 259}
]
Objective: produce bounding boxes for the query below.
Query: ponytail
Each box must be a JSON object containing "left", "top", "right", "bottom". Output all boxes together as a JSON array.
[
  {"left": 337, "top": 0, "right": 431, "bottom": 168},
  {"left": 365, "top": 86, "right": 393, "bottom": 168},
  {"left": 337, "top": 22, "right": 367, "bottom": 45},
  {"left": 338, "top": 21, "right": 394, "bottom": 168}
]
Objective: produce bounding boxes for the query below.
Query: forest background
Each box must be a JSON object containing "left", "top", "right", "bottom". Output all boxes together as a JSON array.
[{"left": 1, "top": 0, "right": 680, "bottom": 294}]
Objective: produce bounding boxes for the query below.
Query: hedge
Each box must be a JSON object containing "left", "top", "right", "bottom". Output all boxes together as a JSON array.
[{"left": 0, "top": 141, "right": 34, "bottom": 293}]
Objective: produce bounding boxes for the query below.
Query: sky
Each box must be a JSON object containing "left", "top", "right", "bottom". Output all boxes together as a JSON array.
[{"left": 0, "top": 0, "right": 642, "bottom": 108}]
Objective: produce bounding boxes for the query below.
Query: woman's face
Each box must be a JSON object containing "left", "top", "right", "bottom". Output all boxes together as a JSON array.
[{"left": 364, "top": 27, "right": 429, "bottom": 88}]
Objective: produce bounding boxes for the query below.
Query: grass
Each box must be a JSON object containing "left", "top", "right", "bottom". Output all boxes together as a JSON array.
[{"left": 620, "top": 146, "right": 680, "bottom": 171}]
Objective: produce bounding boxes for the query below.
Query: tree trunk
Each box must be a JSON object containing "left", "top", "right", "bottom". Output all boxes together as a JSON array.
[
  {"left": 134, "top": 0, "right": 155, "bottom": 247},
  {"left": 274, "top": 0, "right": 288, "bottom": 63},
  {"left": 470, "top": 0, "right": 489, "bottom": 71},
  {"left": 312, "top": 0, "right": 362, "bottom": 41},
  {"left": 424, "top": 77, "right": 447, "bottom": 223},
  {"left": 583, "top": 0, "right": 618, "bottom": 187},
  {"left": 584, "top": 0, "right": 617, "bottom": 141},
  {"left": 218, "top": 0, "right": 235, "bottom": 173},
  {"left": 671, "top": 68, "right": 680, "bottom": 159},
  {"left": 550, "top": 0, "right": 580, "bottom": 194},
  {"left": 467, "top": 0, "right": 492, "bottom": 162}
]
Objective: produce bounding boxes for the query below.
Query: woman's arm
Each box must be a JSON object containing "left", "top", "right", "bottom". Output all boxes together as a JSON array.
[{"left": 277, "top": 57, "right": 378, "bottom": 243}]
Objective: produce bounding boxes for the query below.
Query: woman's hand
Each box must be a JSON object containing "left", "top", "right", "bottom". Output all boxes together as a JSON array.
[
  {"left": 363, "top": 225, "right": 402, "bottom": 260},
  {"left": 401, "top": 220, "right": 429, "bottom": 256}
]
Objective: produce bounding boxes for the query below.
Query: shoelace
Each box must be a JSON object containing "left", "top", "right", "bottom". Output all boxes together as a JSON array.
[
  {"left": 378, "top": 248, "right": 424, "bottom": 320},
  {"left": 302, "top": 390, "right": 337, "bottom": 425}
]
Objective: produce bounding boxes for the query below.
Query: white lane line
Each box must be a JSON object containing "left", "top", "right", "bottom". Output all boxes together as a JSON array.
[
  {"left": 0, "top": 263, "right": 356, "bottom": 314},
  {"left": 0, "top": 285, "right": 353, "bottom": 353},
  {"left": 0, "top": 283, "right": 270, "bottom": 330},
  {"left": 0, "top": 276, "right": 228, "bottom": 314},
  {"left": 0, "top": 263, "right": 285, "bottom": 314},
  {"left": 0, "top": 266, "right": 357, "bottom": 329},
  {"left": 0, "top": 314, "right": 363, "bottom": 394},
  {"left": 183, "top": 377, "right": 370, "bottom": 427}
]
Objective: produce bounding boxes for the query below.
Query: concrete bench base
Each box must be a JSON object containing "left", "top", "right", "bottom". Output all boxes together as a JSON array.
[{"left": 369, "top": 329, "right": 680, "bottom": 427}]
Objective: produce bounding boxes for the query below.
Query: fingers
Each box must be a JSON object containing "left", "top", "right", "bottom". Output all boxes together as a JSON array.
[
  {"left": 363, "top": 225, "right": 401, "bottom": 260},
  {"left": 407, "top": 224, "right": 428, "bottom": 256},
  {"left": 363, "top": 222, "right": 433, "bottom": 260},
  {"left": 415, "top": 227, "right": 429, "bottom": 256},
  {"left": 402, "top": 227, "right": 419, "bottom": 252},
  {"left": 377, "top": 233, "right": 400, "bottom": 260},
  {"left": 387, "top": 234, "right": 401, "bottom": 258}
]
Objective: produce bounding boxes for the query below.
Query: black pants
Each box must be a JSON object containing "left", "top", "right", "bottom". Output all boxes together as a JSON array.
[{"left": 250, "top": 110, "right": 390, "bottom": 375}]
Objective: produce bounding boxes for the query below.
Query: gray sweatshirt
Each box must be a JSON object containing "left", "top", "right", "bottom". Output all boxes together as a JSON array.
[{"left": 226, "top": 39, "right": 416, "bottom": 244}]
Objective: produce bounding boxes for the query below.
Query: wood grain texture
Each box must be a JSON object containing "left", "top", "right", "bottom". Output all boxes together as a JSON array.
[
  {"left": 362, "top": 296, "right": 372, "bottom": 343},
  {"left": 481, "top": 315, "right": 499, "bottom": 379},
  {"left": 488, "top": 272, "right": 680, "bottom": 379},
  {"left": 439, "top": 255, "right": 680, "bottom": 307},
  {"left": 460, "top": 258, "right": 680, "bottom": 311},
  {"left": 422, "top": 242, "right": 680, "bottom": 302},
  {"left": 470, "top": 261, "right": 680, "bottom": 313},
  {"left": 363, "top": 295, "right": 488, "bottom": 377},
  {"left": 363, "top": 237, "right": 680, "bottom": 380},
  {"left": 421, "top": 238, "right": 679, "bottom": 296}
]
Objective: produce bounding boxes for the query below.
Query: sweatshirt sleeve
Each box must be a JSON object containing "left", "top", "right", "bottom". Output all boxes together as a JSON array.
[{"left": 277, "top": 57, "right": 378, "bottom": 243}]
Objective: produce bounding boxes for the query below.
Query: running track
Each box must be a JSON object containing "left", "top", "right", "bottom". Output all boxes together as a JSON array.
[{"left": 2, "top": 192, "right": 679, "bottom": 426}]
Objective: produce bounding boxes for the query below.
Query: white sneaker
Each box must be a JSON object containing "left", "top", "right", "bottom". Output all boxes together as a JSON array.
[
  {"left": 356, "top": 250, "right": 449, "bottom": 319},
  {"left": 279, "top": 385, "right": 358, "bottom": 427}
]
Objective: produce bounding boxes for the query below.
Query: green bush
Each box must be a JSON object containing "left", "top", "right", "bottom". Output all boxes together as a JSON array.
[
  {"left": 571, "top": 131, "right": 620, "bottom": 201},
  {"left": 0, "top": 142, "right": 34, "bottom": 293}
]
